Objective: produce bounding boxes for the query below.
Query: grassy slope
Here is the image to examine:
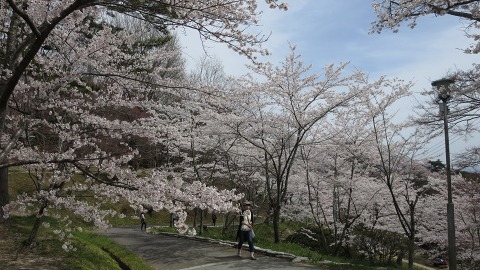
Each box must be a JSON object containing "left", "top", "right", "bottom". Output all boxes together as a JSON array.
[
  {"left": 3, "top": 168, "right": 154, "bottom": 270},
  {"left": 0, "top": 215, "right": 154, "bottom": 270}
]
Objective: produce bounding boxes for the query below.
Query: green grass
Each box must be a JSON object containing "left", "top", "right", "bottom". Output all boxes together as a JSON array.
[
  {"left": 3, "top": 215, "right": 154, "bottom": 270},
  {"left": 5, "top": 167, "right": 157, "bottom": 269},
  {"left": 8, "top": 167, "right": 37, "bottom": 197},
  {"left": 67, "top": 231, "right": 154, "bottom": 270}
]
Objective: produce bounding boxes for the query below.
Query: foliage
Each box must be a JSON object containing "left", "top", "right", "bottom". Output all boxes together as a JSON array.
[
  {"left": 428, "top": 160, "right": 445, "bottom": 173},
  {"left": 286, "top": 227, "right": 335, "bottom": 254},
  {"left": 351, "top": 224, "right": 409, "bottom": 266},
  {"left": 285, "top": 225, "right": 410, "bottom": 267}
]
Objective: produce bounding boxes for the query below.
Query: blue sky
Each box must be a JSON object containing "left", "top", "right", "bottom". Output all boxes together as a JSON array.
[{"left": 176, "top": 0, "right": 478, "bottom": 164}]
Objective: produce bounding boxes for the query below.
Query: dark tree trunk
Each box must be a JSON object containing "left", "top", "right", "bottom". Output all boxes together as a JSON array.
[
  {"left": 0, "top": 167, "right": 8, "bottom": 222},
  {"left": 24, "top": 203, "right": 47, "bottom": 247},
  {"left": 0, "top": 99, "right": 9, "bottom": 223},
  {"left": 25, "top": 215, "right": 43, "bottom": 247},
  {"left": 222, "top": 213, "right": 231, "bottom": 235},
  {"left": 199, "top": 209, "right": 204, "bottom": 235},
  {"left": 273, "top": 205, "right": 281, "bottom": 243},
  {"left": 193, "top": 208, "right": 197, "bottom": 228},
  {"left": 408, "top": 203, "right": 416, "bottom": 269},
  {"left": 408, "top": 237, "right": 414, "bottom": 269}
]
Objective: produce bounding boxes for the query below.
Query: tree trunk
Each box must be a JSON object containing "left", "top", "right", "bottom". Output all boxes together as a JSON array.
[
  {"left": 199, "top": 209, "right": 204, "bottom": 235},
  {"left": 193, "top": 208, "right": 197, "bottom": 228},
  {"left": 0, "top": 167, "right": 8, "bottom": 222},
  {"left": 222, "top": 213, "right": 231, "bottom": 235},
  {"left": 408, "top": 202, "right": 416, "bottom": 269},
  {"left": 408, "top": 237, "right": 414, "bottom": 269},
  {"left": 0, "top": 101, "right": 9, "bottom": 223},
  {"left": 273, "top": 205, "right": 281, "bottom": 243},
  {"left": 25, "top": 215, "right": 43, "bottom": 247},
  {"left": 24, "top": 203, "right": 47, "bottom": 247}
]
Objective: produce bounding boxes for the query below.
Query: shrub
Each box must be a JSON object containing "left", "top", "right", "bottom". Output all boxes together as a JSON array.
[
  {"left": 286, "top": 227, "right": 334, "bottom": 253},
  {"left": 351, "top": 224, "right": 409, "bottom": 265}
]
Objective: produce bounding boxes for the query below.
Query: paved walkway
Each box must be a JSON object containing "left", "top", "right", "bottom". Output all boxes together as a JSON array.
[{"left": 103, "top": 226, "right": 323, "bottom": 270}]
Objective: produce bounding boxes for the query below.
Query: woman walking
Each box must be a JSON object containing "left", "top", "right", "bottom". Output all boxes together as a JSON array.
[{"left": 237, "top": 201, "right": 256, "bottom": 260}]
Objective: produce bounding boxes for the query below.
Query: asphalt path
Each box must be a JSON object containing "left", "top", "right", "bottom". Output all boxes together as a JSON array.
[{"left": 103, "top": 226, "right": 324, "bottom": 270}]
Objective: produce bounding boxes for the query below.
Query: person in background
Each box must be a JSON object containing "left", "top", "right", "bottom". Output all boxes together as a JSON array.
[
  {"left": 212, "top": 211, "right": 217, "bottom": 226},
  {"left": 140, "top": 211, "right": 147, "bottom": 231},
  {"left": 237, "top": 201, "right": 256, "bottom": 260}
]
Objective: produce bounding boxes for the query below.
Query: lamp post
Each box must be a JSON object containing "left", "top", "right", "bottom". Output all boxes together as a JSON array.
[{"left": 431, "top": 78, "right": 457, "bottom": 270}]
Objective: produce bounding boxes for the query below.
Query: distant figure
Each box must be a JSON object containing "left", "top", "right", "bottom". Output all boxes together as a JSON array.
[
  {"left": 140, "top": 211, "right": 147, "bottom": 231},
  {"left": 170, "top": 213, "right": 175, "bottom": 227},
  {"left": 173, "top": 213, "right": 179, "bottom": 225},
  {"left": 212, "top": 212, "right": 217, "bottom": 226}
]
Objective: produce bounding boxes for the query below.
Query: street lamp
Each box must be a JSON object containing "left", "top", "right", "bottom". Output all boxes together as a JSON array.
[{"left": 431, "top": 78, "right": 457, "bottom": 270}]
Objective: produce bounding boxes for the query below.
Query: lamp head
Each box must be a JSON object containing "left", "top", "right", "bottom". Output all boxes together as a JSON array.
[{"left": 431, "top": 78, "right": 455, "bottom": 102}]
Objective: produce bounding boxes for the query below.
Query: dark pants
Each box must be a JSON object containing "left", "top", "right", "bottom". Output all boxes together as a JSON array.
[
  {"left": 238, "top": 230, "right": 254, "bottom": 252},
  {"left": 141, "top": 220, "right": 146, "bottom": 231}
]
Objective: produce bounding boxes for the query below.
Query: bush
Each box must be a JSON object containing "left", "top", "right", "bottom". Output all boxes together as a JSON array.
[
  {"left": 286, "top": 227, "right": 333, "bottom": 253},
  {"left": 351, "top": 224, "right": 409, "bottom": 265}
]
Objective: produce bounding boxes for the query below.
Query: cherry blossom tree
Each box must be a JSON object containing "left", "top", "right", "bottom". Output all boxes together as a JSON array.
[
  {"left": 284, "top": 143, "right": 385, "bottom": 256},
  {"left": 180, "top": 95, "right": 237, "bottom": 232},
  {"left": 190, "top": 55, "right": 228, "bottom": 89},
  {"left": 221, "top": 45, "right": 390, "bottom": 243},
  {"left": 455, "top": 147, "right": 480, "bottom": 170},
  {"left": 455, "top": 173, "right": 480, "bottom": 268},
  {"left": 282, "top": 76, "right": 415, "bottom": 257},
  {"left": 0, "top": 0, "right": 288, "bottom": 217},
  {"left": 371, "top": 0, "right": 480, "bottom": 53},
  {"left": 0, "top": 0, "right": 290, "bottom": 247},
  {"left": 370, "top": 102, "right": 449, "bottom": 268},
  {"left": 307, "top": 120, "right": 382, "bottom": 256},
  {"left": 282, "top": 72, "right": 453, "bottom": 267},
  {"left": 2, "top": 13, "right": 239, "bottom": 246}
]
